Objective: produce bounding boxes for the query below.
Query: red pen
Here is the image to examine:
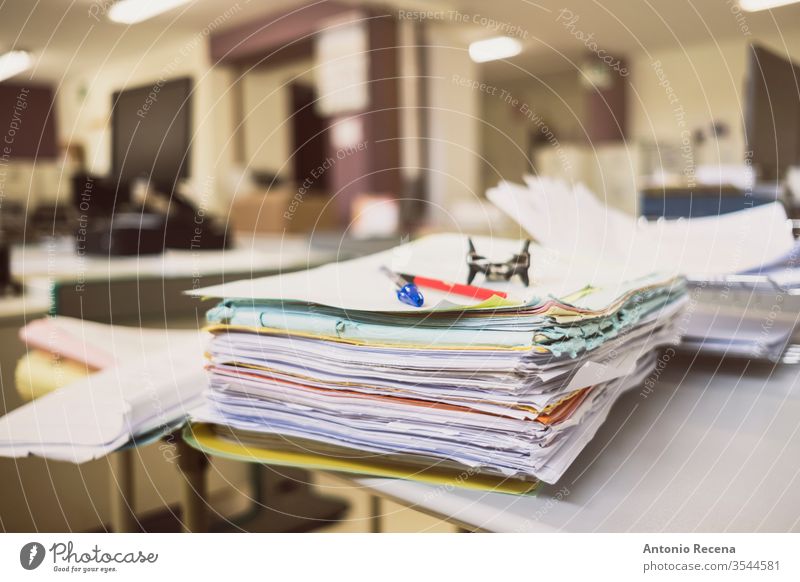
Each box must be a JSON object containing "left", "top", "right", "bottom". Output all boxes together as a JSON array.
[{"left": 398, "top": 272, "right": 507, "bottom": 300}]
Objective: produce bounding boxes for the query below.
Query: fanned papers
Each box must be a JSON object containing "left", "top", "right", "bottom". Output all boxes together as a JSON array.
[
  {"left": 184, "top": 424, "right": 539, "bottom": 495},
  {"left": 0, "top": 318, "right": 207, "bottom": 463},
  {"left": 488, "top": 177, "right": 800, "bottom": 363},
  {"left": 192, "top": 233, "right": 687, "bottom": 486},
  {"left": 487, "top": 176, "right": 795, "bottom": 279}
]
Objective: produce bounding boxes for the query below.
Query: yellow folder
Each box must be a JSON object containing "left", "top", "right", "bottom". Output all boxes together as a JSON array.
[{"left": 184, "top": 423, "right": 539, "bottom": 496}]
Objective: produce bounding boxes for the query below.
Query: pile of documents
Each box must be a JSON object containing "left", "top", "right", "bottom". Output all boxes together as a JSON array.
[
  {"left": 488, "top": 177, "right": 800, "bottom": 363},
  {"left": 190, "top": 234, "right": 687, "bottom": 485},
  {"left": 687, "top": 233, "right": 800, "bottom": 362}
]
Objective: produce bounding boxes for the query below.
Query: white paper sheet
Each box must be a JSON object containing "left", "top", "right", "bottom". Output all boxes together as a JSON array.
[
  {"left": 0, "top": 322, "right": 207, "bottom": 463},
  {"left": 487, "top": 177, "right": 795, "bottom": 279},
  {"left": 188, "top": 233, "right": 676, "bottom": 313}
]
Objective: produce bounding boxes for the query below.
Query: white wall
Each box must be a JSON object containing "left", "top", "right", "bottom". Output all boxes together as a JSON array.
[
  {"left": 475, "top": 29, "right": 800, "bottom": 215},
  {"left": 425, "top": 24, "right": 481, "bottom": 226},
  {"left": 239, "top": 59, "right": 315, "bottom": 178},
  {"left": 57, "top": 33, "right": 236, "bottom": 214},
  {"left": 480, "top": 70, "right": 585, "bottom": 191},
  {"left": 629, "top": 30, "right": 800, "bottom": 167}
]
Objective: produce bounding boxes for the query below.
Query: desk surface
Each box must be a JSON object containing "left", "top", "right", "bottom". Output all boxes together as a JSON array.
[
  {"left": 0, "top": 287, "right": 50, "bottom": 324},
  {"left": 13, "top": 235, "right": 335, "bottom": 285},
  {"left": 353, "top": 356, "right": 800, "bottom": 532},
  {"left": 9, "top": 235, "right": 339, "bottom": 320}
]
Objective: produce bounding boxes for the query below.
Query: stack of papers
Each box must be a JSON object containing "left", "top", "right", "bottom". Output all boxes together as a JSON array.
[
  {"left": 488, "top": 177, "right": 799, "bottom": 362},
  {"left": 190, "top": 234, "right": 686, "bottom": 485}
]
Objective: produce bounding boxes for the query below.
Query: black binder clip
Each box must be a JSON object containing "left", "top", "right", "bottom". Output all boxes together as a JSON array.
[{"left": 466, "top": 238, "right": 531, "bottom": 287}]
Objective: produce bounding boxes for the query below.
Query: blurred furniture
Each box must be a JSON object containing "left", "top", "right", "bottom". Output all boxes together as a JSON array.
[
  {"left": 211, "top": 2, "right": 403, "bottom": 227},
  {"left": 229, "top": 188, "right": 339, "bottom": 235},
  {"left": 0, "top": 236, "right": 343, "bottom": 532},
  {"left": 12, "top": 234, "right": 332, "bottom": 322},
  {"left": 640, "top": 183, "right": 782, "bottom": 219},
  {"left": 746, "top": 45, "right": 800, "bottom": 182}
]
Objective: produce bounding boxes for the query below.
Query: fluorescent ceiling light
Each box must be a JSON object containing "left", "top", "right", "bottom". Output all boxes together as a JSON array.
[
  {"left": 469, "top": 36, "right": 522, "bottom": 63},
  {"left": 0, "top": 50, "right": 32, "bottom": 83},
  {"left": 740, "top": 0, "right": 800, "bottom": 11},
  {"left": 108, "top": 0, "right": 191, "bottom": 24}
]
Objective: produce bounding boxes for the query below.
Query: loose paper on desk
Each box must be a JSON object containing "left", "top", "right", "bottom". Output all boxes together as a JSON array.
[
  {"left": 487, "top": 176, "right": 795, "bottom": 279},
  {"left": 188, "top": 233, "right": 676, "bottom": 314},
  {"left": 0, "top": 321, "right": 207, "bottom": 463}
]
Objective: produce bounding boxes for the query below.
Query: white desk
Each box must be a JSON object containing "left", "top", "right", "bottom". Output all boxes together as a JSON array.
[
  {"left": 351, "top": 356, "right": 800, "bottom": 532},
  {"left": 13, "top": 234, "right": 334, "bottom": 289}
]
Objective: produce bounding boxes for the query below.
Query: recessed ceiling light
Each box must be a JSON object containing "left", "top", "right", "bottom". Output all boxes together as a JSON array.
[
  {"left": 740, "top": 0, "right": 800, "bottom": 11},
  {"left": 108, "top": 0, "right": 191, "bottom": 25},
  {"left": 468, "top": 36, "right": 522, "bottom": 63},
  {"left": 0, "top": 50, "right": 32, "bottom": 83}
]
